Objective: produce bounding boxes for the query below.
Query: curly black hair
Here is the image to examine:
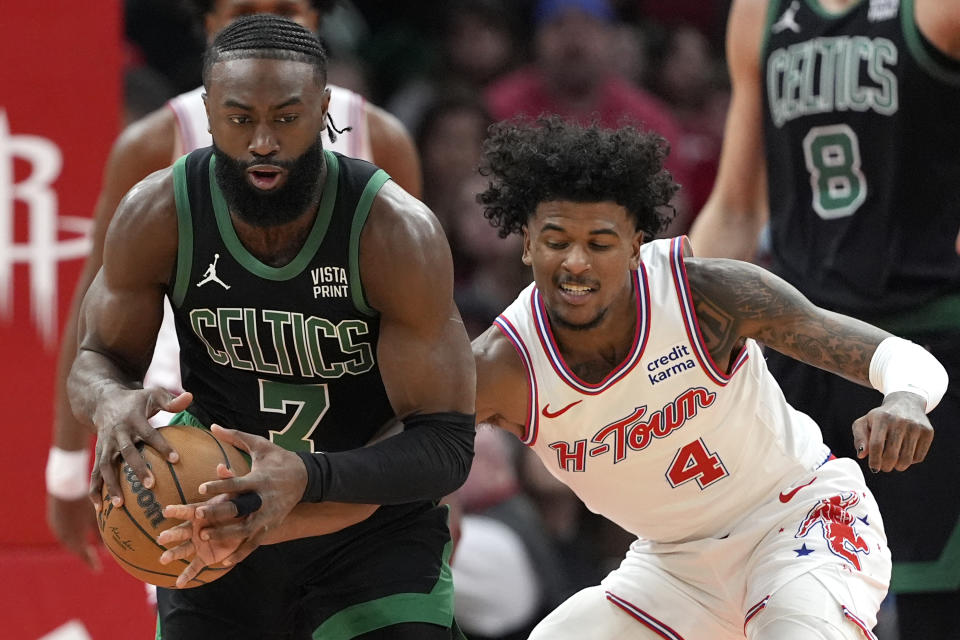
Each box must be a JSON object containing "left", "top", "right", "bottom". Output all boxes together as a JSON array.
[{"left": 477, "top": 116, "right": 678, "bottom": 239}]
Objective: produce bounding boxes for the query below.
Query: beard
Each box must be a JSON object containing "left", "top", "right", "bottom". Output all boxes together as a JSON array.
[
  {"left": 212, "top": 136, "right": 325, "bottom": 228},
  {"left": 549, "top": 306, "right": 609, "bottom": 332}
]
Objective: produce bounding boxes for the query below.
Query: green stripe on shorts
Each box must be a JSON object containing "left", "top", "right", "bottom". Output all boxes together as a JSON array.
[
  {"left": 162, "top": 411, "right": 252, "bottom": 466},
  {"left": 166, "top": 410, "right": 207, "bottom": 429},
  {"left": 311, "top": 539, "right": 455, "bottom": 639}
]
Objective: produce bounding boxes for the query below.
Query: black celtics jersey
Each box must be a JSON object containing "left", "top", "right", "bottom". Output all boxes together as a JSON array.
[
  {"left": 168, "top": 148, "right": 396, "bottom": 453},
  {"left": 762, "top": 0, "right": 960, "bottom": 319}
]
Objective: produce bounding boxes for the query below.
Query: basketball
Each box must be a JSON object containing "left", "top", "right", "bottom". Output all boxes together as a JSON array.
[{"left": 97, "top": 425, "right": 251, "bottom": 589}]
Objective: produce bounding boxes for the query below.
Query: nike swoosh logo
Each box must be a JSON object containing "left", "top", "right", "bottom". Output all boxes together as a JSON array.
[
  {"left": 541, "top": 400, "right": 583, "bottom": 419},
  {"left": 779, "top": 477, "right": 816, "bottom": 503}
]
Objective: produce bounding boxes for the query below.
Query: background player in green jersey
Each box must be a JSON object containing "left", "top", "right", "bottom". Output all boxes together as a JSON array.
[{"left": 47, "top": 0, "right": 422, "bottom": 571}]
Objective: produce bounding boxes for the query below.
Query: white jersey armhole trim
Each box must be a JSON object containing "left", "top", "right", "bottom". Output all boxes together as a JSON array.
[
  {"left": 493, "top": 314, "right": 540, "bottom": 446},
  {"left": 669, "top": 236, "right": 750, "bottom": 386}
]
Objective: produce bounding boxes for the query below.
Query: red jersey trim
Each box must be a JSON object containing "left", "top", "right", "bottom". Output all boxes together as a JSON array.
[
  {"left": 743, "top": 595, "right": 769, "bottom": 633},
  {"left": 669, "top": 236, "right": 749, "bottom": 386},
  {"left": 842, "top": 606, "right": 879, "bottom": 640},
  {"left": 531, "top": 268, "right": 651, "bottom": 394},
  {"left": 606, "top": 591, "right": 686, "bottom": 640}
]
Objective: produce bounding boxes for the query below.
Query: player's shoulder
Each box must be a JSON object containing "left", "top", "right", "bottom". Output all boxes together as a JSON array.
[
  {"left": 358, "top": 180, "right": 452, "bottom": 314},
  {"left": 473, "top": 324, "right": 520, "bottom": 371},
  {"left": 681, "top": 256, "right": 782, "bottom": 314},
  {"left": 328, "top": 83, "right": 400, "bottom": 130},
  {"left": 727, "top": 0, "right": 774, "bottom": 44},
  {"left": 683, "top": 255, "right": 747, "bottom": 283},
  {"left": 726, "top": 0, "right": 774, "bottom": 78},
  {"left": 357, "top": 93, "right": 422, "bottom": 196},
  {"left": 730, "top": 0, "right": 773, "bottom": 18},
  {"left": 366, "top": 181, "right": 446, "bottom": 259},
  {"left": 915, "top": 0, "right": 960, "bottom": 60},
  {"left": 109, "top": 104, "right": 177, "bottom": 166},
  {"left": 101, "top": 165, "right": 179, "bottom": 285},
  {"left": 109, "top": 165, "right": 178, "bottom": 239},
  {"left": 364, "top": 100, "right": 416, "bottom": 159},
  {"left": 473, "top": 324, "right": 529, "bottom": 435},
  {"left": 362, "top": 99, "right": 408, "bottom": 138}
]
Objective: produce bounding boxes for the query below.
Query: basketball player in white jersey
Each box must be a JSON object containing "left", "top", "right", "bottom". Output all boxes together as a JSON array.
[
  {"left": 472, "top": 117, "right": 948, "bottom": 639},
  {"left": 46, "top": 0, "right": 422, "bottom": 570}
]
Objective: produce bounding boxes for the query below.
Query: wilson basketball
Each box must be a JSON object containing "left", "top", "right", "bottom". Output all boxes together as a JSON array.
[{"left": 97, "top": 425, "right": 251, "bottom": 588}]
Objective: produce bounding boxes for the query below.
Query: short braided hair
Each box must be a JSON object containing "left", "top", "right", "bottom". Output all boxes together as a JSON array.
[{"left": 202, "top": 14, "right": 327, "bottom": 88}]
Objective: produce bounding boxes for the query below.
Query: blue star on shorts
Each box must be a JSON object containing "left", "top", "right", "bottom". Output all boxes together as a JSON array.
[{"left": 794, "top": 543, "right": 814, "bottom": 557}]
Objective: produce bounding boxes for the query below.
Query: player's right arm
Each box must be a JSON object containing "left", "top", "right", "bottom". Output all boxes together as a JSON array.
[
  {"left": 48, "top": 109, "right": 178, "bottom": 564},
  {"left": 685, "top": 256, "right": 947, "bottom": 473},
  {"left": 54, "top": 110, "right": 178, "bottom": 446},
  {"left": 473, "top": 325, "right": 529, "bottom": 440},
  {"left": 67, "top": 167, "right": 191, "bottom": 511},
  {"left": 687, "top": 0, "right": 770, "bottom": 260}
]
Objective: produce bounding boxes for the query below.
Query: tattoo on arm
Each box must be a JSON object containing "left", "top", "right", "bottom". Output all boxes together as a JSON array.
[
  {"left": 686, "top": 258, "right": 887, "bottom": 385},
  {"left": 691, "top": 291, "right": 739, "bottom": 371}
]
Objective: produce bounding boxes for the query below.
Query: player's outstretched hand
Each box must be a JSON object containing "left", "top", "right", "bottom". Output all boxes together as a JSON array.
[
  {"left": 47, "top": 495, "right": 102, "bottom": 571},
  {"left": 852, "top": 391, "right": 934, "bottom": 473},
  {"left": 158, "top": 463, "right": 243, "bottom": 587},
  {"left": 90, "top": 390, "right": 193, "bottom": 512},
  {"left": 168, "top": 425, "right": 306, "bottom": 577}
]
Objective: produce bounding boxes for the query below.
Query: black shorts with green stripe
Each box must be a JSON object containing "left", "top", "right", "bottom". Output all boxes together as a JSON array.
[{"left": 156, "top": 501, "right": 461, "bottom": 640}]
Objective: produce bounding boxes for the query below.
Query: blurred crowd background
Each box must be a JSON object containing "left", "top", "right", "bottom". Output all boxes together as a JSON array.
[{"left": 118, "top": 1, "right": 733, "bottom": 638}]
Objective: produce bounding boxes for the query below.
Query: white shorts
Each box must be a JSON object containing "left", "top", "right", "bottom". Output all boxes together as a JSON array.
[{"left": 536, "top": 458, "right": 890, "bottom": 639}]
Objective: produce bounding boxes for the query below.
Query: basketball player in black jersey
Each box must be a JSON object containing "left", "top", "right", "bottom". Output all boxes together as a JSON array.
[
  {"left": 47, "top": 0, "right": 423, "bottom": 572},
  {"left": 691, "top": 0, "right": 960, "bottom": 636},
  {"left": 68, "top": 16, "right": 475, "bottom": 640}
]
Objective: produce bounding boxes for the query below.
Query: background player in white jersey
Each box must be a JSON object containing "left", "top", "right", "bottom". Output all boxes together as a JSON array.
[
  {"left": 471, "top": 117, "right": 948, "bottom": 639},
  {"left": 46, "top": 0, "right": 422, "bottom": 569}
]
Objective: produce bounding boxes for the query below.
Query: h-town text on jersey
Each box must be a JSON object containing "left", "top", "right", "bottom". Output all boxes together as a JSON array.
[{"left": 548, "top": 387, "right": 717, "bottom": 472}]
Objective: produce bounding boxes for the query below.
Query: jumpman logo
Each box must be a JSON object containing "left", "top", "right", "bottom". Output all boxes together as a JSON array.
[
  {"left": 772, "top": 1, "right": 801, "bottom": 34},
  {"left": 197, "top": 253, "right": 230, "bottom": 289}
]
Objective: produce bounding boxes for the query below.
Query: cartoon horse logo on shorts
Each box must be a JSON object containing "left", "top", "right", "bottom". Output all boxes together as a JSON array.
[{"left": 795, "top": 492, "right": 869, "bottom": 570}]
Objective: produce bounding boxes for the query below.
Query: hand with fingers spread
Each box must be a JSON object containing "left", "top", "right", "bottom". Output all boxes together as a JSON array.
[
  {"left": 157, "top": 463, "right": 243, "bottom": 588},
  {"left": 89, "top": 390, "right": 193, "bottom": 513},
  {"left": 161, "top": 424, "right": 307, "bottom": 579},
  {"left": 852, "top": 391, "right": 934, "bottom": 474},
  {"left": 160, "top": 457, "right": 381, "bottom": 588}
]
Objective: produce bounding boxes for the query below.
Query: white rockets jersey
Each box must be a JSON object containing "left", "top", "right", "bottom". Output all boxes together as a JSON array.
[
  {"left": 495, "top": 236, "right": 832, "bottom": 543},
  {"left": 167, "top": 84, "right": 373, "bottom": 161},
  {"left": 144, "top": 84, "right": 373, "bottom": 425}
]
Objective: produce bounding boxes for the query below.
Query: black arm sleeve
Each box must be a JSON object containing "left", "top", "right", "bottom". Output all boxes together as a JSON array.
[{"left": 296, "top": 411, "right": 475, "bottom": 504}]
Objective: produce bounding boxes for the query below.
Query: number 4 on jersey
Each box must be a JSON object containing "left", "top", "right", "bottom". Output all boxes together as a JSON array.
[{"left": 666, "top": 438, "right": 728, "bottom": 489}]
